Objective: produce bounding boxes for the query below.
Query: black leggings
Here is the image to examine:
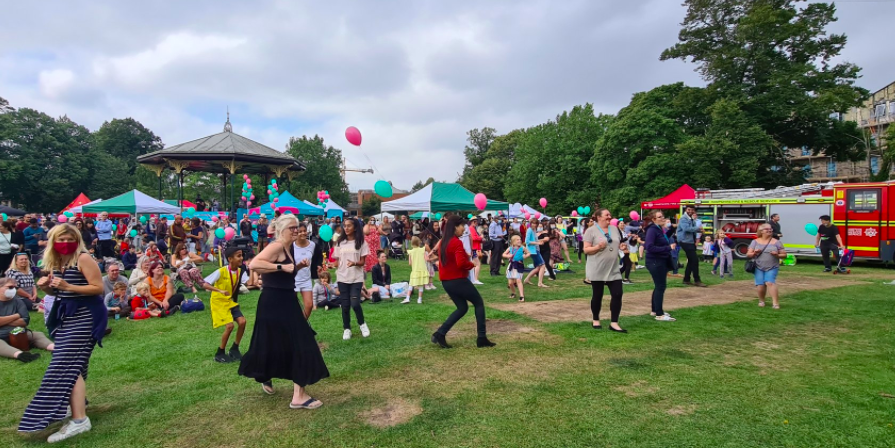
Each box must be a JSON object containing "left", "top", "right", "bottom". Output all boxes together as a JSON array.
[
  {"left": 645, "top": 258, "right": 669, "bottom": 316},
  {"left": 591, "top": 280, "right": 623, "bottom": 322},
  {"left": 620, "top": 254, "right": 632, "bottom": 280},
  {"left": 337, "top": 282, "right": 365, "bottom": 329},
  {"left": 577, "top": 240, "right": 585, "bottom": 261},
  {"left": 437, "top": 278, "right": 487, "bottom": 338},
  {"left": 168, "top": 293, "right": 185, "bottom": 309},
  {"left": 540, "top": 246, "right": 556, "bottom": 280},
  {"left": 680, "top": 242, "right": 701, "bottom": 283}
]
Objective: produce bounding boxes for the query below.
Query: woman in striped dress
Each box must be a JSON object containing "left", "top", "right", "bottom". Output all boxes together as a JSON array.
[{"left": 19, "top": 224, "right": 107, "bottom": 443}]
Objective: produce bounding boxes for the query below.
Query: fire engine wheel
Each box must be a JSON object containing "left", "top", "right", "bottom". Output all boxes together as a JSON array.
[{"left": 732, "top": 239, "right": 752, "bottom": 260}]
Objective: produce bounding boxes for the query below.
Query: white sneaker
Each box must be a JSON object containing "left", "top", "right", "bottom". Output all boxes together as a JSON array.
[
  {"left": 417, "top": 297, "right": 422, "bottom": 304},
  {"left": 359, "top": 323, "right": 370, "bottom": 338},
  {"left": 48, "top": 417, "right": 91, "bottom": 443},
  {"left": 655, "top": 314, "right": 676, "bottom": 322},
  {"left": 342, "top": 329, "right": 352, "bottom": 340},
  {"left": 472, "top": 280, "right": 484, "bottom": 285},
  {"left": 401, "top": 298, "right": 411, "bottom": 304}
]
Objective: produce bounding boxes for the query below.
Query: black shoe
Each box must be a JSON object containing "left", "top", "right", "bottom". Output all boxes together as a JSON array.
[
  {"left": 683, "top": 281, "right": 694, "bottom": 286},
  {"left": 476, "top": 337, "right": 496, "bottom": 348},
  {"left": 609, "top": 326, "right": 628, "bottom": 333},
  {"left": 431, "top": 332, "right": 451, "bottom": 349},
  {"left": 592, "top": 324, "right": 602, "bottom": 330},
  {"left": 228, "top": 344, "right": 242, "bottom": 361},
  {"left": 823, "top": 268, "right": 832, "bottom": 272},
  {"left": 17, "top": 351, "right": 41, "bottom": 363},
  {"left": 103, "top": 328, "right": 113, "bottom": 336},
  {"left": 214, "top": 350, "right": 232, "bottom": 363}
]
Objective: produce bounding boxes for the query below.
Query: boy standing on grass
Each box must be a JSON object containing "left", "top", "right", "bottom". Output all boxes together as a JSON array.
[{"left": 203, "top": 247, "right": 249, "bottom": 363}]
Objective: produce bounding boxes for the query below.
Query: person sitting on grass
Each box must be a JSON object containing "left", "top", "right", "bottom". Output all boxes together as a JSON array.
[
  {"left": 104, "top": 281, "right": 131, "bottom": 318},
  {"left": 0, "top": 276, "right": 54, "bottom": 363},
  {"left": 369, "top": 250, "right": 392, "bottom": 303},
  {"left": 170, "top": 244, "right": 206, "bottom": 294},
  {"left": 312, "top": 271, "right": 340, "bottom": 311},
  {"left": 129, "top": 282, "right": 162, "bottom": 318},
  {"left": 203, "top": 247, "right": 250, "bottom": 363},
  {"left": 121, "top": 246, "right": 138, "bottom": 270}
]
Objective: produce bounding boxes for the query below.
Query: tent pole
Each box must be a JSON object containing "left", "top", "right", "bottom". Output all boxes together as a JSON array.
[
  {"left": 178, "top": 172, "right": 184, "bottom": 212},
  {"left": 158, "top": 172, "right": 162, "bottom": 200},
  {"left": 230, "top": 171, "right": 235, "bottom": 215}
]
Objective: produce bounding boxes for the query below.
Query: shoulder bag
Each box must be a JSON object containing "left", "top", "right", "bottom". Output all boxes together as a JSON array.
[{"left": 744, "top": 241, "right": 771, "bottom": 274}]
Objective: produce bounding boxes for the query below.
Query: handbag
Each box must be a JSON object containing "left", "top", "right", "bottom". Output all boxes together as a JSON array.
[
  {"left": 745, "top": 241, "right": 771, "bottom": 273},
  {"left": 181, "top": 298, "right": 205, "bottom": 313},
  {"left": 7, "top": 328, "right": 30, "bottom": 352}
]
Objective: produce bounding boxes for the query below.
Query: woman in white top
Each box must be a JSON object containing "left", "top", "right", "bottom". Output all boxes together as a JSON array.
[
  {"left": 292, "top": 222, "right": 316, "bottom": 304},
  {"left": 331, "top": 218, "right": 370, "bottom": 340},
  {"left": 0, "top": 221, "right": 17, "bottom": 275},
  {"left": 583, "top": 209, "right": 628, "bottom": 333},
  {"left": 128, "top": 257, "right": 152, "bottom": 295}
]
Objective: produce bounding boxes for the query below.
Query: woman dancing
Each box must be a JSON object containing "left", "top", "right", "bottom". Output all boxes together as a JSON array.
[{"left": 238, "top": 214, "right": 329, "bottom": 409}]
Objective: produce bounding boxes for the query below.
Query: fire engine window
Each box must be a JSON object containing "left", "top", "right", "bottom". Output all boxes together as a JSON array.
[{"left": 847, "top": 190, "right": 878, "bottom": 212}]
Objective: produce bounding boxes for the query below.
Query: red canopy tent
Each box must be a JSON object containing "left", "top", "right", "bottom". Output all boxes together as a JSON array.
[
  {"left": 59, "top": 193, "right": 92, "bottom": 214},
  {"left": 640, "top": 184, "right": 696, "bottom": 209}
]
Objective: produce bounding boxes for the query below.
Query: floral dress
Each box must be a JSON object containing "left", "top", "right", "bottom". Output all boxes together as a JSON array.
[{"left": 363, "top": 226, "right": 381, "bottom": 272}]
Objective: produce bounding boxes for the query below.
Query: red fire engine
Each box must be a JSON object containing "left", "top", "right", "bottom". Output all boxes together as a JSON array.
[{"left": 661, "top": 181, "right": 895, "bottom": 261}]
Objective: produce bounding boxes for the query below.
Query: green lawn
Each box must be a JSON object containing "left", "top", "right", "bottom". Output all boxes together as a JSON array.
[{"left": 2, "top": 256, "right": 894, "bottom": 447}]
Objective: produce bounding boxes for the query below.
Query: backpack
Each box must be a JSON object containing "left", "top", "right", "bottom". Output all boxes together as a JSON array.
[{"left": 181, "top": 298, "right": 205, "bottom": 313}]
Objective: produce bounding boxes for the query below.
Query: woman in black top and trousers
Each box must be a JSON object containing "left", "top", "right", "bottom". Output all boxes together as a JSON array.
[{"left": 644, "top": 211, "right": 676, "bottom": 322}]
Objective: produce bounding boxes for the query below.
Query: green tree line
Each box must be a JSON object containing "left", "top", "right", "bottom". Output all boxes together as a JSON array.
[{"left": 459, "top": 0, "right": 874, "bottom": 216}]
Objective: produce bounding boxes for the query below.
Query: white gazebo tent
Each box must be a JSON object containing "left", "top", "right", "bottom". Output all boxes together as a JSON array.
[{"left": 68, "top": 198, "right": 103, "bottom": 214}]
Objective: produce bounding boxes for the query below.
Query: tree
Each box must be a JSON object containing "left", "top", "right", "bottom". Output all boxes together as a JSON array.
[
  {"left": 460, "top": 127, "right": 496, "bottom": 180},
  {"left": 872, "top": 125, "right": 895, "bottom": 181},
  {"left": 284, "top": 135, "right": 349, "bottom": 205},
  {"left": 411, "top": 177, "right": 435, "bottom": 193},
  {"left": 361, "top": 196, "right": 382, "bottom": 217},
  {"left": 0, "top": 96, "right": 13, "bottom": 114},
  {"left": 459, "top": 130, "right": 521, "bottom": 201},
  {"left": 94, "top": 118, "right": 164, "bottom": 179},
  {"left": 661, "top": 0, "right": 867, "bottom": 163}
]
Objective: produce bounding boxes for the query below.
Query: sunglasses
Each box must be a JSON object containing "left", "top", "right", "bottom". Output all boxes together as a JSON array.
[{"left": 288, "top": 226, "right": 300, "bottom": 231}]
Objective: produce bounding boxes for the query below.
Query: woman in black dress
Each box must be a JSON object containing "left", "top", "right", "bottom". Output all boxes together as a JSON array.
[{"left": 238, "top": 214, "right": 329, "bottom": 409}]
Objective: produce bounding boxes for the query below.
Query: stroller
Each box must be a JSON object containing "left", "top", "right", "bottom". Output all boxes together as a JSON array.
[
  {"left": 833, "top": 248, "right": 855, "bottom": 274},
  {"left": 387, "top": 237, "right": 406, "bottom": 260}
]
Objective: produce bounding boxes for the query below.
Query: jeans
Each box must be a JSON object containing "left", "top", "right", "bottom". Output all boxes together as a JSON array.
[
  {"left": 437, "top": 278, "right": 487, "bottom": 338},
  {"left": 646, "top": 258, "right": 669, "bottom": 316},
  {"left": 489, "top": 240, "right": 505, "bottom": 275},
  {"left": 680, "top": 242, "right": 701, "bottom": 283},
  {"left": 591, "top": 280, "right": 624, "bottom": 322},
  {"left": 379, "top": 236, "right": 389, "bottom": 250},
  {"left": 671, "top": 245, "right": 681, "bottom": 274},
  {"left": 337, "top": 282, "right": 365, "bottom": 329}
]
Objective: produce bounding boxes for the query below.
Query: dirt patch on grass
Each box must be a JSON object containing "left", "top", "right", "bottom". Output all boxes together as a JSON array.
[
  {"left": 430, "top": 319, "right": 542, "bottom": 340},
  {"left": 360, "top": 398, "right": 423, "bottom": 428},
  {"left": 318, "top": 342, "right": 329, "bottom": 351},
  {"left": 491, "top": 278, "right": 860, "bottom": 323},
  {"left": 614, "top": 380, "right": 658, "bottom": 398},
  {"left": 666, "top": 404, "right": 697, "bottom": 416}
]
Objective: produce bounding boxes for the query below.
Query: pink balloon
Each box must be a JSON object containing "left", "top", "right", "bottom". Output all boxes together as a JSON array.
[
  {"left": 224, "top": 227, "right": 236, "bottom": 241},
  {"left": 524, "top": 212, "right": 531, "bottom": 220},
  {"left": 534, "top": 212, "right": 541, "bottom": 220},
  {"left": 57, "top": 215, "right": 68, "bottom": 223},
  {"left": 273, "top": 198, "right": 279, "bottom": 203},
  {"left": 250, "top": 194, "right": 255, "bottom": 200},
  {"left": 473, "top": 193, "right": 488, "bottom": 211},
  {"left": 539, "top": 197, "right": 547, "bottom": 208},
  {"left": 267, "top": 189, "right": 272, "bottom": 195},
  {"left": 247, "top": 201, "right": 252, "bottom": 207},
  {"left": 571, "top": 210, "right": 579, "bottom": 217},
  {"left": 243, "top": 174, "right": 249, "bottom": 180},
  {"left": 610, "top": 218, "right": 619, "bottom": 227},
  {"left": 345, "top": 126, "right": 362, "bottom": 146},
  {"left": 629, "top": 211, "right": 640, "bottom": 221},
  {"left": 212, "top": 216, "right": 219, "bottom": 222}
]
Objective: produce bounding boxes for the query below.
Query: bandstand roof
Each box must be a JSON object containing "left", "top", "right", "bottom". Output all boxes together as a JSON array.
[{"left": 136, "top": 118, "right": 305, "bottom": 175}]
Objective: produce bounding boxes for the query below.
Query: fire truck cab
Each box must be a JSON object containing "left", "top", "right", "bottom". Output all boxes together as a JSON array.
[{"left": 677, "top": 181, "right": 895, "bottom": 261}]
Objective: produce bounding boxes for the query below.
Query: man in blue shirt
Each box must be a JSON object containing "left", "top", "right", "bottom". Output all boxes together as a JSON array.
[
  {"left": 94, "top": 212, "right": 114, "bottom": 259},
  {"left": 676, "top": 206, "right": 706, "bottom": 287},
  {"left": 22, "top": 219, "right": 44, "bottom": 261},
  {"left": 488, "top": 216, "right": 507, "bottom": 276}
]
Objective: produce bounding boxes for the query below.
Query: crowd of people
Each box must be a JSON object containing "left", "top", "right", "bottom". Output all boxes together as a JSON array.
[{"left": 1, "top": 202, "right": 828, "bottom": 443}]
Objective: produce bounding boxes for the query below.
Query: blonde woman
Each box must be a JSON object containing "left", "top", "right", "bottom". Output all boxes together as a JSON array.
[
  {"left": 6, "top": 252, "right": 38, "bottom": 310},
  {"left": 19, "top": 224, "right": 106, "bottom": 442},
  {"left": 747, "top": 223, "right": 786, "bottom": 309}
]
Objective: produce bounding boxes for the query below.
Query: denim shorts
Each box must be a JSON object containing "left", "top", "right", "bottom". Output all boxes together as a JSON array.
[
  {"left": 530, "top": 253, "right": 545, "bottom": 267},
  {"left": 754, "top": 267, "right": 779, "bottom": 286}
]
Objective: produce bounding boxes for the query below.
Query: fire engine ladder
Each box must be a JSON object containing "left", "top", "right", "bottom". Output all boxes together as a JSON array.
[{"left": 739, "top": 183, "right": 829, "bottom": 199}]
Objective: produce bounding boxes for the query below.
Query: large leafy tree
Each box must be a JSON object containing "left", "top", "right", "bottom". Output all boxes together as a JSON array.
[
  {"left": 459, "top": 130, "right": 522, "bottom": 202},
  {"left": 459, "top": 127, "right": 496, "bottom": 181},
  {"left": 661, "top": 0, "right": 867, "bottom": 162},
  {"left": 361, "top": 196, "right": 382, "bottom": 217},
  {"left": 411, "top": 177, "right": 435, "bottom": 193},
  {"left": 284, "top": 135, "right": 349, "bottom": 205},
  {"left": 94, "top": 118, "right": 164, "bottom": 179}
]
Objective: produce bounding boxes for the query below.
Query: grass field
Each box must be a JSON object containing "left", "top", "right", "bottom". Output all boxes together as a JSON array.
[{"left": 2, "top": 255, "right": 894, "bottom": 447}]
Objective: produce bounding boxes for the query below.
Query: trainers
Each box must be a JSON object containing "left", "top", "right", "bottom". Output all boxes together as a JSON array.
[
  {"left": 214, "top": 351, "right": 232, "bottom": 363},
  {"left": 228, "top": 344, "right": 242, "bottom": 361},
  {"left": 17, "top": 352, "right": 40, "bottom": 363},
  {"left": 823, "top": 268, "right": 832, "bottom": 272},
  {"left": 359, "top": 323, "right": 370, "bottom": 338},
  {"left": 472, "top": 280, "right": 484, "bottom": 285},
  {"left": 622, "top": 280, "right": 633, "bottom": 285},
  {"left": 655, "top": 314, "right": 676, "bottom": 322},
  {"left": 48, "top": 417, "right": 91, "bottom": 443},
  {"left": 401, "top": 298, "right": 411, "bottom": 304},
  {"left": 417, "top": 297, "right": 422, "bottom": 304},
  {"left": 342, "top": 329, "right": 352, "bottom": 340}
]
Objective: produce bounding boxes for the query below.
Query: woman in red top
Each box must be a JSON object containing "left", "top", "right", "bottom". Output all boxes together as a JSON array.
[
  {"left": 432, "top": 215, "right": 495, "bottom": 349},
  {"left": 468, "top": 217, "right": 483, "bottom": 284}
]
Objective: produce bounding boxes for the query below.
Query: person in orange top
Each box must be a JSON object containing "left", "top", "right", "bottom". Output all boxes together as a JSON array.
[
  {"left": 146, "top": 261, "right": 185, "bottom": 313},
  {"left": 431, "top": 215, "right": 494, "bottom": 349}
]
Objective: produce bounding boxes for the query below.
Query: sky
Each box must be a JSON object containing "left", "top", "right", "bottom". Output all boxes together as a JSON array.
[{"left": 1, "top": 0, "right": 893, "bottom": 192}]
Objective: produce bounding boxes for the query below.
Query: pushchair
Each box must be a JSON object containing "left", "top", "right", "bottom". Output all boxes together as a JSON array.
[{"left": 387, "top": 237, "right": 405, "bottom": 260}]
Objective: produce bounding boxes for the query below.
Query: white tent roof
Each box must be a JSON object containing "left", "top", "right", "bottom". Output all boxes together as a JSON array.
[
  {"left": 381, "top": 183, "right": 433, "bottom": 212},
  {"left": 69, "top": 198, "right": 103, "bottom": 214},
  {"left": 372, "top": 212, "right": 395, "bottom": 221}
]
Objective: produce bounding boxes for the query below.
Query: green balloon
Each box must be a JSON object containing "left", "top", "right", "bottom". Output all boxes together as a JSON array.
[
  {"left": 319, "top": 225, "right": 333, "bottom": 242},
  {"left": 1, "top": 213, "right": 7, "bottom": 221},
  {"left": 215, "top": 228, "right": 226, "bottom": 238},
  {"left": 63, "top": 211, "right": 74, "bottom": 218},
  {"left": 584, "top": 206, "right": 591, "bottom": 215},
  {"left": 129, "top": 229, "right": 137, "bottom": 237},
  {"left": 112, "top": 224, "right": 117, "bottom": 232},
  {"left": 577, "top": 206, "right": 585, "bottom": 215},
  {"left": 467, "top": 214, "right": 473, "bottom": 219},
  {"left": 373, "top": 180, "right": 393, "bottom": 198},
  {"left": 139, "top": 216, "right": 148, "bottom": 223},
  {"left": 804, "top": 223, "right": 818, "bottom": 236},
  {"left": 434, "top": 213, "right": 442, "bottom": 220}
]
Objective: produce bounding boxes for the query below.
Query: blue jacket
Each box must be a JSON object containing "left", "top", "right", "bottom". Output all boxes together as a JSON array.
[
  {"left": 676, "top": 214, "right": 700, "bottom": 244},
  {"left": 95, "top": 220, "right": 113, "bottom": 241},
  {"left": 644, "top": 223, "right": 671, "bottom": 260},
  {"left": 488, "top": 221, "right": 506, "bottom": 241}
]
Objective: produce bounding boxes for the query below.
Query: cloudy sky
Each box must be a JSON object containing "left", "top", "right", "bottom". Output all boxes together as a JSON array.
[{"left": 2, "top": 0, "right": 893, "bottom": 191}]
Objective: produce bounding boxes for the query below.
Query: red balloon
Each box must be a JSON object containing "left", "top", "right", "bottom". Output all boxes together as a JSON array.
[{"left": 345, "top": 126, "right": 362, "bottom": 146}]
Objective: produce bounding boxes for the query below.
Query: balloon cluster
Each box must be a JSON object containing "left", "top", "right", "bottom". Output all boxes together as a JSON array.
[
  {"left": 575, "top": 206, "right": 592, "bottom": 217},
  {"left": 268, "top": 178, "right": 280, "bottom": 211},
  {"left": 317, "top": 190, "right": 331, "bottom": 207},
  {"left": 241, "top": 174, "right": 255, "bottom": 208}
]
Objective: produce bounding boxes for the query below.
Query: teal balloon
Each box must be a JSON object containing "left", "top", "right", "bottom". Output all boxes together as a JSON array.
[
  {"left": 139, "top": 216, "right": 147, "bottom": 223},
  {"left": 467, "top": 214, "right": 473, "bottom": 219},
  {"left": 374, "top": 180, "right": 393, "bottom": 198},
  {"left": 319, "top": 225, "right": 333, "bottom": 242},
  {"left": 1, "top": 213, "right": 6, "bottom": 221},
  {"left": 434, "top": 213, "right": 442, "bottom": 220},
  {"left": 215, "top": 228, "right": 226, "bottom": 238},
  {"left": 63, "top": 211, "right": 74, "bottom": 218},
  {"left": 576, "top": 207, "right": 584, "bottom": 215},
  {"left": 584, "top": 206, "right": 591, "bottom": 215},
  {"left": 129, "top": 229, "right": 137, "bottom": 237},
  {"left": 804, "top": 223, "right": 818, "bottom": 236},
  {"left": 112, "top": 224, "right": 117, "bottom": 232}
]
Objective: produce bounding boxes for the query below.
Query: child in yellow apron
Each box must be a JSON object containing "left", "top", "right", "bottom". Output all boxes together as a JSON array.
[{"left": 202, "top": 247, "right": 249, "bottom": 363}]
